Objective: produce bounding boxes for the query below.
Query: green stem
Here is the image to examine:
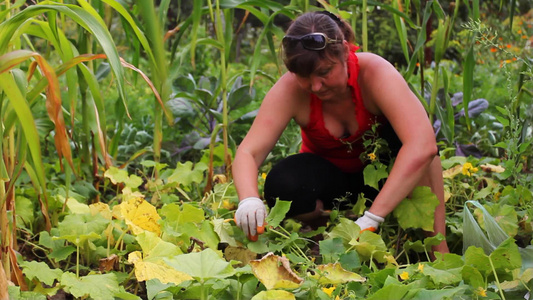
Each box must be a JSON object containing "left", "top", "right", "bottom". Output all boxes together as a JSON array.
[
  {"left": 200, "top": 280, "right": 206, "bottom": 300},
  {"left": 268, "top": 227, "right": 291, "bottom": 239},
  {"left": 429, "top": 62, "right": 440, "bottom": 123},
  {"left": 362, "top": 0, "right": 368, "bottom": 52},
  {"left": 76, "top": 242, "right": 80, "bottom": 278},
  {"left": 114, "top": 230, "right": 127, "bottom": 251},
  {"left": 488, "top": 256, "right": 506, "bottom": 300}
]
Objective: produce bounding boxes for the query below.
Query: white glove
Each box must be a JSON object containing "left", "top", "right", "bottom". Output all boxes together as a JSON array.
[
  {"left": 354, "top": 211, "right": 384, "bottom": 232},
  {"left": 235, "top": 197, "right": 267, "bottom": 240}
]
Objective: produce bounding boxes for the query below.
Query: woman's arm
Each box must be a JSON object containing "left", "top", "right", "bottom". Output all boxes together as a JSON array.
[
  {"left": 232, "top": 73, "right": 305, "bottom": 239},
  {"left": 357, "top": 53, "right": 441, "bottom": 218},
  {"left": 233, "top": 73, "right": 303, "bottom": 198}
]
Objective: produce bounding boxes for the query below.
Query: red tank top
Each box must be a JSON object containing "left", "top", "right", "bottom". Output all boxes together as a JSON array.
[{"left": 300, "top": 46, "right": 384, "bottom": 173}]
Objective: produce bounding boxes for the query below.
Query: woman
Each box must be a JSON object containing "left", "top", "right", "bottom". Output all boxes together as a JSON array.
[{"left": 232, "top": 11, "right": 449, "bottom": 254}]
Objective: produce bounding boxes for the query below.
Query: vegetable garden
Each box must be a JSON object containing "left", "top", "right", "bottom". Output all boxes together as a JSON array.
[{"left": 0, "top": 0, "right": 532, "bottom": 299}]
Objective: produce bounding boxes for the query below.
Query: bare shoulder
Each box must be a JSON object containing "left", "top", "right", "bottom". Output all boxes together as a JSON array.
[
  {"left": 263, "top": 72, "right": 310, "bottom": 121},
  {"left": 356, "top": 52, "right": 400, "bottom": 81},
  {"left": 356, "top": 52, "right": 413, "bottom": 115}
]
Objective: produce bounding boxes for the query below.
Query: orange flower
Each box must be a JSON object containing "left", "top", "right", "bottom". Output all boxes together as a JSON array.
[
  {"left": 506, "top": 44, "right": 511, "bottom": 48},
  {"left": 490, "top": 48, "right": 498, "bottom": 52}
]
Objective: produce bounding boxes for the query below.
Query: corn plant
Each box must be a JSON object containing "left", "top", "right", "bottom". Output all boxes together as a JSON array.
[{"left": 0, "top": 0, "right": 165, "bottom": 283}]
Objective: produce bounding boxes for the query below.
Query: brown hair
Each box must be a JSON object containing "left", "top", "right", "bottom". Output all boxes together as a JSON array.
[{"left": 282, "top": 11, "right": 356, "bottom": 77}]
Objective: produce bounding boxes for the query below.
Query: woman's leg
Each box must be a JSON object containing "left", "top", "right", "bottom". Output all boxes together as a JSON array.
[
  {"left": 263, "top": 153, "right": 353, "bottom": 224},
  {"left": 418, "top": 156, "right": 450, "bottom": 255}
]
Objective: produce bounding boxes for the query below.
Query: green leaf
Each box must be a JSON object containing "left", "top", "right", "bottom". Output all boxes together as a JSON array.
[
  {"left": 48, "top": 246, "right": 76, "bottom": 262},
  {"left": 328, "top": 218, "right": 359, "bottom": 246},
  {"left": 265, "top": 199, "right": 291, "bottom": 228},
  {"left": 251, "top": 290, "right": 295, "bottom": 300},
  {"left": 404, "top": 240, "right": 425, "bottom": 254},
  {"left": 353, "top": 231, "right": 389, "bottom": 263},
  {"left": 104, "top": 166, "right": 143, "bottom": 189},
  {"left": 8, "top": 286, "right": 47, "bottom": 300},
  {"left": 432, "top": 252, "right": 465, "bottom": 270},
  {"left": 164, "top": 248, "right": 235, "bottom": 281},
  {"left": 363, "top": 163, "right": 388, "bottom": 190},
  {"left": 213, "top": 218, "right": 238, "bottom": 247},
  {"left": 146, "top": 279, "right": 176, "bottom": 300},
  {"left": 463, "top": 46, "right": 475, "bottom": 131},
  {"left": 489, "top": 237, "right": 522, "bottom": 271},
  {"left": 167, "top": 161, "right": 208, "bottom": 186},
  {"left": 61, "top": 272, "right": 120, "bottom": 300},
  {"left": 15, "top": 196, "right": 34, "bottom": 230},
  {"left": 179, "top": 220, "right": 220, "bottom": 250},
  {"left": 0, "top": 71, "right": 47, "bottom": 197},
  {"left": 319, "top": 238, "right": 345, "bottom": 263},
  {"left": 410, "top": 286, "right": 469, "bottom": 300},
  {"left": 461, "top": 265, "right": 485, "bottom": 288},
  {"left": 393, "top": 186, "right": 439, "bottom": 231},
  {"left": 160, "top": 203, "right": 205, "bottom": 227},
  {"left": 421, "top": 265, "right": 462, "bottom": 286},
  {"left": 367, "top": 283, "right": 410, "bottom": 300},
  {"left": 65, "top": 198, "right": 90, "bottom": 214},
  {"left": 464, "top": 246, "right": 492, "bottom": 276},
  {"left": 20, "top": 261, "right": 62, "bottom": 286},
  {"left": 136, "top": 231, "right": 183, "bottom": 261},
  {"left": 339, "top": 251, "right": 361, "bottom": 271},
  {"left": 57, "top": 213, "right": 109, "bottom": 245}
]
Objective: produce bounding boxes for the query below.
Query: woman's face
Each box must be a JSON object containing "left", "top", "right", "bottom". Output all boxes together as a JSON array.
[{"left": 294, "top": 57, "right": 349, "bottom": 101}]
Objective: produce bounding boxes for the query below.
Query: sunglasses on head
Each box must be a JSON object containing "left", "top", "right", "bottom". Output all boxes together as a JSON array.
[{"left": 282, "top": 33, "right": 342, "bottom": 51}]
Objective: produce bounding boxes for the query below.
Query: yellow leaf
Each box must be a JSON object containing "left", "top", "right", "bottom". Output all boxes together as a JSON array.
[
  {"left": 308, "top": 263, "right": 366, "bottom": 285},
  {"left": 480, "top": 163, "right": 505, "bottom": 173},
  {"left": 444, "top": 188, "right": 452, "bottom": 203},
  {"left": 249, "top": 252, "right": 303, "bottom": 290},
  {"left": 442, "top": 165, "right": 462, "bottom": 178},
  {"left": 128, "top": 251, "right": 192, "bottom": 284},
  {"left": 120, "top": 198, "right": 161, "bottom": 235},
  {"left": 66, "top": 198, "right": 90, "bottom": 214},
  {"left": 251, "top": 290, "right": 296, "bottom": 300},
  {"left": 224, "top": 246, "right": 257, "bottom": 267},
  {"left": 89, "top": 202, "right": 112, "bottom": 220}
]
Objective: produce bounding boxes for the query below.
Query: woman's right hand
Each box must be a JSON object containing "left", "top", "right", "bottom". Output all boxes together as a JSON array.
[{"left": 234, "top": 197, "right": 267, "bottom": 241}]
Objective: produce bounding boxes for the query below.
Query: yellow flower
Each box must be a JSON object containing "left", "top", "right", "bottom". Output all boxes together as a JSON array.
[
  {"left": 384, "top": 254, "right": 398, "bottom": 266},
  {"left": 367, "top": 152, "right": 377, "bottom": 162},
  {"left": 261, "top": 173, "right": 267, "bottom": 180},
  {"left": 399, "top": 271, "right": 409, "bottom": 280},
  {"left": 322, "top": 286, "right": 336, "bottom": 297},
  {"left": 494, "top": 192, "right": 501, "bottom": 201},
  {"left": 222, "top": 199, "right": 235, "bottom": 210},
  {"left": 475, "top": 287, "right": 487, "bottom": 297},
  {"left": 417, "top": 263, "right": 424, "bottom": 273},
  {"left": 462, "top": 162, "right": 478, "bottom": 176}
]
